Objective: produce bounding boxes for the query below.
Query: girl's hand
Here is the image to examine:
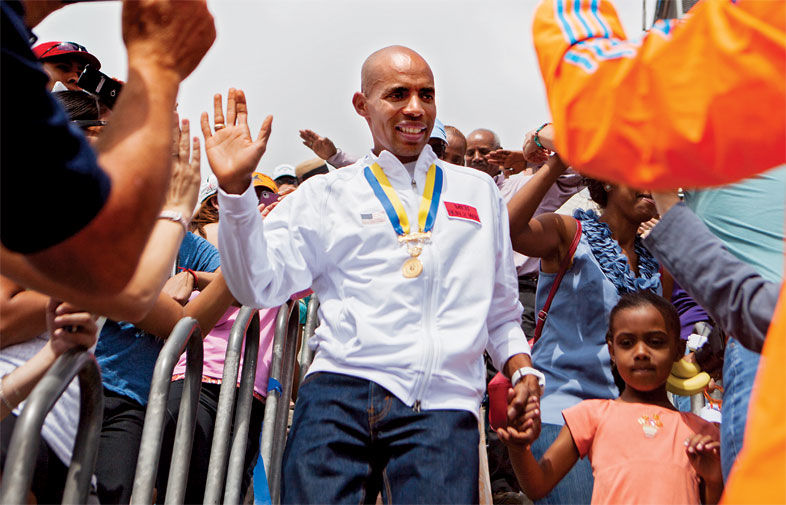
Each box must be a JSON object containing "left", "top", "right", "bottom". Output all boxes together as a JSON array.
[
  {"left": 46, "top": 299, "right": 98, "bottom": 356},
  {"left": 497, "top": 395, "right": 541, "bottom": 448},
  {"left": 164, "top": 114, "right": 201, "bottom": 217},
  {"left": 685, "top": 433, "right": 723, "bottom": 484},
  {"left": 201, "top": 89, "right": 273, "bottom": 195}
]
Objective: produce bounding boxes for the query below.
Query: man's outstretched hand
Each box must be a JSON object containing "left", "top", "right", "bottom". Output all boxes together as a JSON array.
[
  {"left": 299, "top": 129, "right": 338, "bottom": 160},
  {"left": 201, "top": 89, "right": 273, "bottom": 195}
]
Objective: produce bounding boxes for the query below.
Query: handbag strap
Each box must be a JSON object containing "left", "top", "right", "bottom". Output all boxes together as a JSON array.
[{"left": 531, "top": 219, "right": 582, "bottom": 346}]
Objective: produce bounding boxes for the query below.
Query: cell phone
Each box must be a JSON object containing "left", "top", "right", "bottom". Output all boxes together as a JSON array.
[
  {"left": 77, "top": 65, "right": 122, "bottom": 108},
  {"left": 257, "top": 189, "right": 279, "bottom": 207}
]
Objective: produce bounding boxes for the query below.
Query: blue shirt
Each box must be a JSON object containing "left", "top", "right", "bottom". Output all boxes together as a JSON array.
[
  {"left": 684, "top": 165, "right": 785, "bottom": 283},
  {"left": 95, "top": 233, "right": 221, "bottom": 405},
  {"left": 1, "top": 1, "right": 111, "bottom": 253}
]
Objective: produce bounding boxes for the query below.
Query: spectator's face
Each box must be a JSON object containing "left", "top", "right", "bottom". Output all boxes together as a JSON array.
[
  {"left": 275, "top": 176, "right": 298, "bottom": 194},
  {"left": 607, "top": 184, "right": 658, "bottom": 223},
  {"left": 443, "top": 133, "right": 466, "bottom": 166},
  {"left": 465, "top": 130, "right": 500, "bottom": 177},
  {"left": 354, "top": 50, "right": 436, "bottom": 164},
  {"left": 607, "top": 305, "right": 679, "bottom": 393},
  {"left": 42, "top": 57, "right": 85, "bottom": 91}
]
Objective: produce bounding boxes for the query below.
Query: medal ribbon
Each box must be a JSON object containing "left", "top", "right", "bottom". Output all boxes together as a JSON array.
[{"left": 364, "top": 162, "right": 443, "bottom": 236}]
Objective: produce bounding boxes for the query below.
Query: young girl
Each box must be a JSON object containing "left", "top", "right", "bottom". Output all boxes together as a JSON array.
[{"left": 499, "top": 291, "right": 723, "bottom": 504}]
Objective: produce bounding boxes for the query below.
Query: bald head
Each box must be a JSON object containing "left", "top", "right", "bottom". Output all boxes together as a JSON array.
[
  {"left": 353, "top": 46, "right": 436, "bottom": 164},
  {"left": 465, "top": 128, "right": 502, "bottom": 177},
  {"left": 361, "top": 45, "right": 434, "bottom": 96}
]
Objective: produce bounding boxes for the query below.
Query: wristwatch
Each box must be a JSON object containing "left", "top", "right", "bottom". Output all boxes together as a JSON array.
[
  {"left": 511, "top": 367, "right": 546, "bottom": 389},
  {"left": 158, "top": 210, "right": 190, "bottom": 233}
]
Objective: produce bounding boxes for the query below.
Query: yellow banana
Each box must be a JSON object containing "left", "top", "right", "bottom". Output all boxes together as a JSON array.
[
  {"left": 667, "top": 371, "right": 711, "bottom": 396},
  {"left": 671, "top": 358, "right": 701, "bottom": 379}
]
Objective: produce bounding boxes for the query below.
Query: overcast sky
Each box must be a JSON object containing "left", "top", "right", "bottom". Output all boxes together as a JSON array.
[{"left": 36, "top": 0, "right": 656, "bottom": 176}]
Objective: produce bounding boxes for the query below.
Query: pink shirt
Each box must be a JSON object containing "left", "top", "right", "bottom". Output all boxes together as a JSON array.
[
  {"left": 563, "top": 399, "right": 719, "bottom": 505},
  {"left": 172, "top": 305, "right": 277, "bottom": 398}
]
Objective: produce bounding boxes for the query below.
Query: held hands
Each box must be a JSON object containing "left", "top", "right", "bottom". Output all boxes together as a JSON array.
[
  {"left": 45, "top": 299, "right": 98, "bottom": 356},
  {"left": 497, "top": 376, "right": 543, "bottom": 448},
  {"left": 488, "top": 150, "right": 528, "bottom": 175},
  {"left": 201, "top": 89, "right": 273, "bottom": 195},
  {"left": 299, "top": 129, "right": 338, "bottom": 160},
  {"left": 685, "top": 433, "right": 723, "bottom": 485},
  {"left": 122, "top": 0, "right": 215, "bottom": 81},
  {"left": 162, "top": 271, "right": 195, "bottom": 305},
  {"left": 164, "top": 113, "right": 201, "bottom": 216}
]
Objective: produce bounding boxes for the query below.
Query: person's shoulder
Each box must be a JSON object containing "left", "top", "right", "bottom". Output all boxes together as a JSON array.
[
  {"left": 680, "top": 411, "right": 721, "bottom": 435},
  {"left": 440, "top": 162, "right": 496, "bottom": 185}
]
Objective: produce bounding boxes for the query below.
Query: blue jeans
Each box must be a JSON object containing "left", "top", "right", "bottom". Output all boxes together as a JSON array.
[
  {"left": 721, "top": 337, "right": 761, "bottom": 481},
  {"left": 281, "top": 372, "right": 479, "bottom": 504},
  {"left": 529, "top": 423, "right": 593, "bottom": 504}
]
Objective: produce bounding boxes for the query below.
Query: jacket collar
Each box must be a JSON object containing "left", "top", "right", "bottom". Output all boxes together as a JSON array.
[{"left": 366, "top": 145, "right": 438, "bottom": 188}]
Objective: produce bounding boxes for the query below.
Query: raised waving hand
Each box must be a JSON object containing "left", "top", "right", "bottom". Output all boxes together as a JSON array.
[{"left": 201, "top": 89, "right": 273, "bottom": 194}]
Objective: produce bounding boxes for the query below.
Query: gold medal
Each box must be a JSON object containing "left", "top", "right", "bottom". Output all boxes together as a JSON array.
[{"left": 402, "top": 257, "right": 423, "bottom": 278}]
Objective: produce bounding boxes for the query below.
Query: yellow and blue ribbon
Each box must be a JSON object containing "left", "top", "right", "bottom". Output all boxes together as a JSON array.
[{"left": 364, "top": 162, "right": 443, "bottom": 236}]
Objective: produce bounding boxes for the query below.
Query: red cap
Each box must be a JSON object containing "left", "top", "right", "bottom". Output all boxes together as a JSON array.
[{"left": 32, "top": 41, "right": 101, "bottom": 70}]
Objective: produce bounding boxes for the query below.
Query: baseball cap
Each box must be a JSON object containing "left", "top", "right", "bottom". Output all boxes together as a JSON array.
[
  {"left": 430, "top": 119, "right": 447, "bottom": 143},
  {"left": 198, "top": 175, "right": 220, "bottom": 204},
  {"left": 33, "top": 41, "right": 101, "bottom": 70},
  {"left": 252, "top": 172, "right": 278, "bottom": 193},
  {"left": 272, "top": 164, "right": 296, "bottom": 181},
  {"left": 295, "top": 158, "right": 329, "bottom": 181}
]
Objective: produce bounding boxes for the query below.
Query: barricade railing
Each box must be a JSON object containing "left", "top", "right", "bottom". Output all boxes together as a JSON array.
[
  {"left": 297, "top": 295, "right": 319, "bottom": 387},
  {"left": 130, "top": 317, "right": 203, "bottom": 505},
  {"left": 203, "top": 306, "right": 261, "bottom": 505},
  {"left": 0, "top": 347, "right": 103, "bottom": 505},
  {"left": 260, "top": 300, "right": 300, "bottom": 505}
]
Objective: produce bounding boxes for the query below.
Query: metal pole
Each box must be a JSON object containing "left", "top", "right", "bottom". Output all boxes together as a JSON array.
[
  {"left": 203, "top": 306, "right": 257, "bottom": 504},
  {"left": 0, "top": 348, "right": 103, "bottom": 505},
  {"left": 130, "top": 318, "right": 202, "bottom": 505},
  {"left": 269, "top": 301, "right": 300, "bottom": 505},
  {"left": 297, "top": 296, "right": 319, "bottom": 387},
  {"left": 223, "top": 310, "right": 261, "bottom": 505}
]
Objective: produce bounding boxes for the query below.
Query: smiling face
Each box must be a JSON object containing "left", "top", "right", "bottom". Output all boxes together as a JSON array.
[
  {"left": 607, "top": 304, "right": 681, "bottom": 393},
  {"left": 353, "top": 46, "right": 436, "bottom": 164}
]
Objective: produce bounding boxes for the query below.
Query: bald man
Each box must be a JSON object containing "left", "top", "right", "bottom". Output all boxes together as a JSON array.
[
  {"left": 212, "top": 46, "right": 540, "bottom": 503},
  {"left": 444, "top": 125, "right": 467, "bottom": 165}
]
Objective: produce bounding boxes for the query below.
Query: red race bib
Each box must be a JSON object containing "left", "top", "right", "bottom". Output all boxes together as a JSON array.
[{"left": 444, "top": 202, "right": 480, "bottom": 224}]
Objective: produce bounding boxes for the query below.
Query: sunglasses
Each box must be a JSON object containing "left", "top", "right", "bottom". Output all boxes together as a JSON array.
[{"left": 40, "top": 41, "right": 89, "bottom": 59}]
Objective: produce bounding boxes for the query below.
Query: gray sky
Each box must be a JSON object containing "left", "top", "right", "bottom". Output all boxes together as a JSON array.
[{"left": 36, "top": 0, "right": 655, "bottom": 177}]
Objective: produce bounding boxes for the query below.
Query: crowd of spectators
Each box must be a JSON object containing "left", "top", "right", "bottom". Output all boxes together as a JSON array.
[{"left": 1, "top": 0, "right": 784, "bottom": 504}]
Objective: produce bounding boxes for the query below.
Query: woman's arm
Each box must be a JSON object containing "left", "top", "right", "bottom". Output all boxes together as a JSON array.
[
  {"left": 507, "top": 424, "right": 580, "bottom": 501},
  {"left": 132, "top": 269, "right": 234, "bottom": 340},
  {"left": 507, "top": 155, "right": 577, "bottom": 270},
  {"left": 0, "top": 300, "right": 97, "bottom": 420}
]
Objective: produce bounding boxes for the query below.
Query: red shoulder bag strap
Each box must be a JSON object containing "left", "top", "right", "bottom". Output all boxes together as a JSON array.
[{"left": 531, "top": 220, "right": 582, "bottom": 346}]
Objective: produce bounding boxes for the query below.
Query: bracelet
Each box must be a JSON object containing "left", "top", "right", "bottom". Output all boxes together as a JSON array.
[
  {"left": 178, "top": 267, "right": 198, "bottom": 286},
  {"left": 533, "top": 122, "right": 552, "bottom": 151},
  {"left": 159, "top": 210, "right": 190, "bottom": 233},
  {"left": 511, "top": 367, "right": 546, "bottom": 389},
  {"left": 0, "top": 374, "right": 17, "bottom": 411}
]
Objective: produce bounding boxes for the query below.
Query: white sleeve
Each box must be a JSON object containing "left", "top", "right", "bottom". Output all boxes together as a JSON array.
[
  {"left": 326, "top": 149, "right": 358, "bottom": 169},
  {"left": 217, "top": 182, "right": 324, "bottom": 308},
  {"left": 486, "top": 190, "right": 532, "bottom": 370}
]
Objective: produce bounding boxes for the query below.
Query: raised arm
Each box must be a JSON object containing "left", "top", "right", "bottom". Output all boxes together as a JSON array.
[
  {"left": 533, "top": 0, "right": 785, "bottom": 188},
  {"left": 507, "top": 155, "right": 577, "bottom": 268},
  {"left": 5, "top": 0, "right": 215, "bottom": 295},
  {"left": 0, "top": 120, "right": 202, "bottom": 322}
]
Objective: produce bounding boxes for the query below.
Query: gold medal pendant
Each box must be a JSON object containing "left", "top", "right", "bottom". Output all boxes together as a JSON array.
[{"left": 402, "top": 257, "right": 423, "bottom": 278}]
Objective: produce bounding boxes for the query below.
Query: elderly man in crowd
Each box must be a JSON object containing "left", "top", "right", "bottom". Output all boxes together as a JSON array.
[{"left": 207, "top": 46, "right": 541, "bottom": 503}]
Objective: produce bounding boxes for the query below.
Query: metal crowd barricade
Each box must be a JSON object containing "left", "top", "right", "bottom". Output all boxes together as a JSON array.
[
  {"left": 260, "top": 300, "right": 301, "bottom": 505},
  {"left": 203, "top": 306, "right": 261, "bottom": 505},
  {"left": 297, "top": 295, "right": 319, "bottom": 387},
  {"left": 130, "top": 317, "right": 203, "bottom": 505},
  {"left": 0, "top": 348, "right": 103, "bottom": 505}
]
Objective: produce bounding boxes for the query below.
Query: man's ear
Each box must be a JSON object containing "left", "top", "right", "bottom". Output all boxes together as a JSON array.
[{"left": 352, "top": 92, "right": 368, "bottom": 118}]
